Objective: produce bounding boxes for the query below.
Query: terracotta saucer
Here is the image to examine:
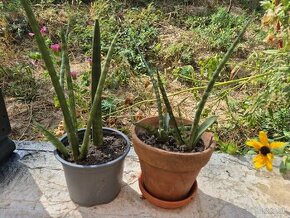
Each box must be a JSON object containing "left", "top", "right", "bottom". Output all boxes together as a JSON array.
[{"left": 138, "top": 174, "right": 198, "bottom": 209}]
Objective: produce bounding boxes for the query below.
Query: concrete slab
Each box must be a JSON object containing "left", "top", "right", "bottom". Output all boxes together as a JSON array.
[{"left": 0, "top": 141, "right": 289, "bottom": 218}]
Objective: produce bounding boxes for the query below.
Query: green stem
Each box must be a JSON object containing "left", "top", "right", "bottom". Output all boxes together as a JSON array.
[
  {"left": 188, "top": 20, "right": 251, "bottom": 149},
  {"left": 20, "top": 0, "right": 79, "bottom": 161},
  {"left": 59, "top": 19, "right": 72, "bottom": 90},
  {"left": 156, "top": 71, "right": 184, "bottom": 144},
  {"left": 61, "top": 30, "right": 77, "bottom": 129},
  {"left": 79, "top": 32, "right": 118, "bottom": 160},
  {"left": 59, "top": 51, "right": 65, "bottom": 90},
  {"left": 91, "top": 20, "right": 103, "bottom": 147},
  {"left": 136, "top": 46, "right": 164, "bottom": 132}
]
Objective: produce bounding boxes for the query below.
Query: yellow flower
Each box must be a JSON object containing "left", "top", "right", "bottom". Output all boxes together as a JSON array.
[{"left": 246, "top": 131, "right": 286, "bottom": 171}]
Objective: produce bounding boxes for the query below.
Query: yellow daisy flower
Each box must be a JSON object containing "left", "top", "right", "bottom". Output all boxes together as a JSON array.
[{"left": 246, "top": 131, "right": 286, "bottom": 171}]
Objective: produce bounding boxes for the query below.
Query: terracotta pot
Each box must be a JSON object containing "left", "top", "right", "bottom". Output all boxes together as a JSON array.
[
  {"left": 138, "top": 174, "right": 198, "bottom": 209},
  {"left": 132, "top": 117, "right": 215, "bottom": 208}
]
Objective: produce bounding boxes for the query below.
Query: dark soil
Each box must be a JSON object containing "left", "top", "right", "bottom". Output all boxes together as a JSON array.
[
  {"left": 137, "top": 130, "right": 205, "bottom": 153},
  {"left": 62, "top": 134, "right": 128, "bottom": 165}
]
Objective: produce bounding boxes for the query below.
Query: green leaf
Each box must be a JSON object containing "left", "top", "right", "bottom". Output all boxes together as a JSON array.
[
  {"left": 283, "top": 131, "right": 290, "bottom": 140},
  {"left": 226, "top": 143, "right": 238, "bottom": 155},
  {"left": 263, "top": 50, "right": 279, "bottom": 54},
  {"left": 28, "top": 52, "right": 41, "bottom": 60},
  {"left": 247, "top": 150, "right": 257, "bottom": 155},
  {"left": 280, "top": 156, "right": 290, "bottom": 174},
  {"left": 193, "top": 116, "right": 217, "bottom": 145},
  {"left": 163, "top": 113, "right": 170, "bottom": 132},
  {"left": 53, "top": 96, "right": 60, "bottom": 108},
  {"left": 35, "top": 122, "right": 69, "bottom": 158}
]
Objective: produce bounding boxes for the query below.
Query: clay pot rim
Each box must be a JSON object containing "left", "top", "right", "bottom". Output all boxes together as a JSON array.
[
  {"left": 132, "top": 116, "right": 215, "bottom": 157},
  {"left": 139, "top": 174, "right": 198, "bottom": 209}
]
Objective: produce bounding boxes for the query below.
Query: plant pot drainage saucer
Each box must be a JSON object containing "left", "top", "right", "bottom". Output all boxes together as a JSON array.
[{"left": 138, "top": 174, "right": 198, "bottom": 209}]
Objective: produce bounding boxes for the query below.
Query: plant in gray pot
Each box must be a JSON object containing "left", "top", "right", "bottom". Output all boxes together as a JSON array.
[{"left": 20, "top": 0, "right": 130, "bottom": 207}]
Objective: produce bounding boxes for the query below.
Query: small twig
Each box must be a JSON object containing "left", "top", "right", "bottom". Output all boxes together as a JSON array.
[{"left": 227, "top": 0, "right": 233, "bottom": 13}]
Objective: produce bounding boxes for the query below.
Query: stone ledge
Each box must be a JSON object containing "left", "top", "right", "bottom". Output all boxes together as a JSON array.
[{"left": 0, "top": 141, "right": 290, "bottom": 217}]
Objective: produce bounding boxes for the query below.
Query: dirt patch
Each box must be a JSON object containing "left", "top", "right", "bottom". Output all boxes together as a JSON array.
[
  {"left": 63, "top": 134, "right": 128, "bottom": 165},
  {"left": 137, "top": 130, "right": 205, "bottom": 153}
]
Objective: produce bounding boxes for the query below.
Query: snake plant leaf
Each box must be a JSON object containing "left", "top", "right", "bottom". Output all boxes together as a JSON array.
[
  {"left": 193, "top": 116, "right": 217, "bottom": 145},
  {"left": 35, "top": 122, "right": 69, "bottom": 158},
  {"left": 163, "top": 113, "right": 170, "bottom": 132}
]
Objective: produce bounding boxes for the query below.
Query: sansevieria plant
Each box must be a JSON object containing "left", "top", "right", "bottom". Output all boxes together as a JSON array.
[
  {"left": 21, "top": 2, "right": 131, "bottom": 207},
  {"left": 131, "top": 20, "right": 251, "bottom": 209},
  {"left": 20, "top": 0, "right": 117, "bottom": 162},
  {"left": 136, "top": 19, "right": 251, "bottom": 151}
]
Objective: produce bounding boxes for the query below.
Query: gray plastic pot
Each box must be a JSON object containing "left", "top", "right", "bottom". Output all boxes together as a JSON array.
[{"left": 54, "top": 128, "right": 130, "bottom": 207}]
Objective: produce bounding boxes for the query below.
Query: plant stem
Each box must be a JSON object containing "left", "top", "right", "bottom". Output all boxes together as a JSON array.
[
  {"left": 136, "top": 46, "right": 164, "bottom": 131},
  {"left": 79, "top": 32, "right": 118, "bottom": 160},
  {"left": 91, "top": 20, "right": 103, "bottom": 147},
  {"left": 20, "top": 0, "right": 79, "bottom": 160},
  {"left": 60, "top": 30, "right": 78, "bottom": 130},
  {"left": 59, "top": 19, "right": 72, "bottom": 90},
  {"left": 59, "top": 17, "right": 73, "bottom": 90},
  {"left": 59, "top": 51, "right": 65, "bottom": 90},
  {"left": 188, "top": 20, "right": 251, "bottom": 149},
  {"left": 156, "top": 71, "right": 184, "bottom": 144}
]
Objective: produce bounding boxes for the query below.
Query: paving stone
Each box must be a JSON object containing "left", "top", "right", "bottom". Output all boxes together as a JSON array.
[{"left": 0, "top": 141, "right": 289, "bottom": 218}]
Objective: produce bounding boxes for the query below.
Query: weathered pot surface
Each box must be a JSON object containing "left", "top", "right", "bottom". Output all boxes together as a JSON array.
[{"left": 132, "top": 117, "right": 215, "bottom": 207}]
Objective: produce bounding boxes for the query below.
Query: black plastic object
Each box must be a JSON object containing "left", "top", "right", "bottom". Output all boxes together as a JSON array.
[{"left": 0, "top": 89, "right": 16, "bottom": 163}]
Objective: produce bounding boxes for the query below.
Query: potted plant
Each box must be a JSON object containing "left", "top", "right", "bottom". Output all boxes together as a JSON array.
[
  {"left": 20, "top": 0, "right": 130, "bottom": 206},
  {"left": 132, "top": 21, "right": 250, "bottom": 209}
]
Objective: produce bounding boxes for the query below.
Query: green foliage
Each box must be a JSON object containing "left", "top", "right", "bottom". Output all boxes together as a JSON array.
[
  {"left": 193, "top": 116, "right": 217, "bottom": 145},
  {"left": 198, "top": 55, "right": 222, "bottom": 79},
  {"left": 137, "top": 20, "right": 250, "bottom": 150},
  {"left": 256, "top": 108, "right": 290, "bottom": 141},
  {"left": 101, "top": 97, "right": 117, "bottom": 114},
  {"left": 187, "top": 8, "right": 248, "bottom": 50},
  {"left": 0, "top": 66, "right": 38, "bottom": 101},
  {"left": 280, "top": 155, "right": 290, "bottom": 174},
  {"left": 5, "top": 0, "right": 289, "bottom": 167},
  {"left": 69, "top": 14, "right": 94, "bottom": 53},
  {"left": 20, "top": 0, "right": 117, "bottom": 162},
  {"left": 220, "top": 141, "right": 239, "bottom": 155}
]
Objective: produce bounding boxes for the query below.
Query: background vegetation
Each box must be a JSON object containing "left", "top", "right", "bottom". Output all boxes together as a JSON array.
[{"left": 0, "top": 0, "right": 289, "bottom": 156}]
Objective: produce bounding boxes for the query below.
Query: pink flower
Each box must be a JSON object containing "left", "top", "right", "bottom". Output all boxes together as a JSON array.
[
  {"left": 86, "top": 58, "right": 92, "bottom": 65},
  {"left": 70, "top": 71, "right": 78, "bottom": 80},
  {"left": 50, "top": 43, "right": 61, "bottom": 52},
  {"left": 28, "top": 32, "right": 35, "bottom": 37},
  {"left": 40, "top": 25, "right": 47, "bottom": 34}
]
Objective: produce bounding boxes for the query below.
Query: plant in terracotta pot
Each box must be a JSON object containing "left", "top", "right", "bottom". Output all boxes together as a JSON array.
[
  {"left": 20, "top": 0, "right": 130, "bottom": 207},
  {"left": 132, "top": 21, "right": 251, "bottom": 209}
]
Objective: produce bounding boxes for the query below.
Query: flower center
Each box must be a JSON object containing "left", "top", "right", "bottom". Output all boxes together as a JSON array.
[{"left": 260, "top": 146, "right": 271, "bottom": 156}]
